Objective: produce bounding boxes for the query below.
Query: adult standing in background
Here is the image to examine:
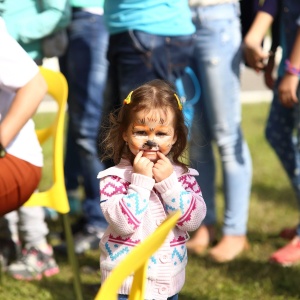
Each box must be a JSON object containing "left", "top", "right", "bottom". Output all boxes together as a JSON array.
[
  {"left": 58, "top": 0, "right": 109, "bottom": 254},
  {"left": 186, "top": 0, "right": 252, "bottom": 262},
  {"left": 2, "top": 0, "right": 70, "bottom": 65},
  {"left": 102, "top": 0, "right": 195, "bottom": 119}
]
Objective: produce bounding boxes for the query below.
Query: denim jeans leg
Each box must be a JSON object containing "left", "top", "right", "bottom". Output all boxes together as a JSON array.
[
  {"left": 63, "top": 117, "right": 82, "bottom": 191},
  {"left": 60, "top": 10, "right": 109, "bottom": 229},
  {"left": 189, "top": 3, "right": 252, "bottom": 235},
  {"left": 266, "top": 81, "right": 300, "bottom": 208},
  {"left": 268, "top": 0, "right": 300, "bottom": 237},
  {"left": 190, "top": 97, "right": 217, "bottom": 226},
  {"left": 104, "top": 31, "right": 195, "bottom": 107},
  {"left": 59, "top": 41, "right": 82, "bottom": 191}
]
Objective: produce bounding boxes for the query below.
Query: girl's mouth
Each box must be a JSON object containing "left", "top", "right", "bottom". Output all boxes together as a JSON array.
[{"left": 141, "top": 149, "right": 158, "bottom": 152}]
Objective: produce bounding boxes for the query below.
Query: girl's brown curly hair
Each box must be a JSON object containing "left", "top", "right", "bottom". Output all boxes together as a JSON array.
[{"left": 100, "top": 79, "right": 189, "bottom": 170}]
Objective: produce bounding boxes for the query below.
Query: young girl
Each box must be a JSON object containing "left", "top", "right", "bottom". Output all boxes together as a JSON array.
[
  {"left": 0, "top": 17, "right": 59, "bottom": 280},
  {"left": 97, "top": 79, "right": 206, "bottom": 300}
]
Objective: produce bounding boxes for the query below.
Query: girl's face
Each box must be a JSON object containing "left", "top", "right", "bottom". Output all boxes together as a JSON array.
[{"left": 123, "top": 108, "right": 177, "bottom": 162}]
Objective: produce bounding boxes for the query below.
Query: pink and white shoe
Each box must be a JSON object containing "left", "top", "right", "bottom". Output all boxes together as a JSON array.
[
  {"left": 7, "top": 246, "right": 59, "bottom": 281},
  {"left": 269, "top": 237, "right": 300, "bottom": 267}
]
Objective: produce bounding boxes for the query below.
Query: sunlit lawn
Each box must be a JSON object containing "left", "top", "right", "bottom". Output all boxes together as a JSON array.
[{"left": 1, "top": 102, "right": 300, "bottom": 300}]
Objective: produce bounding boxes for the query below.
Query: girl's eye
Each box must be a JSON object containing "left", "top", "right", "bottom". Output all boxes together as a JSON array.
[
  {"left": 156, "top": 132, "right": 167, "bottom": 137},
  {"left": 134, "top": 131, "right": 147, "bottom": 136}
]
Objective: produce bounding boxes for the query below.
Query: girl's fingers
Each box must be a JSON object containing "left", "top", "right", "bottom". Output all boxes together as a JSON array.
[
  {"left": 133, "top": 150, "right": 144, "bottom": 165},
  {"left": 156, "top": 151, "right": 168, "bottom": 161}
]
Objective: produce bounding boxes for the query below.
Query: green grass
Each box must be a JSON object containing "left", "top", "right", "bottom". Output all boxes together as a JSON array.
[{"left": 1, "top": 102, "right": 300, "bottom": 300}]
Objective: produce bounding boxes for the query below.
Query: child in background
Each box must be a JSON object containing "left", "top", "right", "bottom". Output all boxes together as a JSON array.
[
  {"left": 97, "top": 79, "right": 206, "bottom": 300},
  {"left": 0, "top": 17, "right": 59, "bottom": 280},
  {"left": 2, "top": 0, "right": 71, "bottom": 222}
]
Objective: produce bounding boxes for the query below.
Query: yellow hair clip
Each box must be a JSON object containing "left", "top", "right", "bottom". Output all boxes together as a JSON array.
[
  {"left": 174, "top": 93, "right": 183, "bottom": 110},
  {"left": 124, "top": 91, "right": 133, "bottom": 105}
]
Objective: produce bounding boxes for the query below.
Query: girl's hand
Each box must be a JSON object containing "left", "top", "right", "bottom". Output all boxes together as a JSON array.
[
  {"left": 153, "top": 152, "right": 173, "bottom": 182},
  {"left": 133, "top": 151, "right": 153, "bottom": 178},
  {"left": 278, "top": 74, "right": 299, "bottom": 108}
]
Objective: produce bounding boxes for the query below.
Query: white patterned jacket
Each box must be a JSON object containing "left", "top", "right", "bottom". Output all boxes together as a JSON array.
[{"left": 97, "top": 158, "right": 206, "bottom": 300}]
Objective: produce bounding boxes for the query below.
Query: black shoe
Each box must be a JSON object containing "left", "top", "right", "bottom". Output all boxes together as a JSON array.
[{"left": 0, "top": 238, "right": 21, "bottom": 271}]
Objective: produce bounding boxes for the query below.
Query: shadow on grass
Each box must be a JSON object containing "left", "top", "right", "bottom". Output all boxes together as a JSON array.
[
  {"left": 32, "top": 278, "right": 75, "bottom": 300},
  {"left": 203, "top": 258, "right": 300, "bottom": 299},
  {"left": 179, "top": 293, "right": 202, "bottom": 300},
  {"left": 251, "top": 182, "right": 297, "bottom": 208},
  {"left": 187, "top": 235, "right": 300, "bottom": 300},
  {"left": 29, "top": 274, "right": 100, "bottom": 300}
]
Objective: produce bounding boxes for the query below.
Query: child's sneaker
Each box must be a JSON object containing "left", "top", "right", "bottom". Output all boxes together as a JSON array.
[{"left": 7, "top": 246, "right": 59, "bottom": 280}]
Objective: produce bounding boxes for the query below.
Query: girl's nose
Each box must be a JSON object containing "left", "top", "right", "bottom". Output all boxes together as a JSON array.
[{"left": 144, "top": 140, "right": 157, "bottom": 149}]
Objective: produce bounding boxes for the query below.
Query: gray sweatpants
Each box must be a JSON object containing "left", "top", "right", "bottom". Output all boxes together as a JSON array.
[{"left": 0, "top": 206, "right": 49, "bottom": 247}]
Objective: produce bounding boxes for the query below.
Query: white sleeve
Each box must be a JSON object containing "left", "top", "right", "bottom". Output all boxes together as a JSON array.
[{"left": 0, "top": 18, "right": 39, "bottom": 92}]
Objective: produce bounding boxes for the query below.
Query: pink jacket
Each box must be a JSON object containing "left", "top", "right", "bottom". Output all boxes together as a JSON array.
[{"left": 97, "top": 159, "right": 206, "bottom": 300}]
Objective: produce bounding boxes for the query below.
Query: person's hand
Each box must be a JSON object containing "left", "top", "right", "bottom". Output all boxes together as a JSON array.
[
  {"left": 243, "top": 11, "right": 274, "bottom": 72},
  {"left": 264, "top": 54, "right": 276, "bottom": 89},
  {"left": 278, "top": 74, "right": 299, "bottom": 108},
  {"left": 152, "top": 152, "right": 173, "bottom": 182},
  {"left": 133, "top": 150, "right": 153, "bottom": 178},
  {"left": 243, "top": 41, "right": 269, "bottom": 72}
]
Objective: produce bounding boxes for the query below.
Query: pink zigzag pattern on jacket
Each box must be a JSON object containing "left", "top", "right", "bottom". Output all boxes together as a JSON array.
[
  {"left": 177, "top": 196, "right": 197, "bottom": 226},
  {"left": 108, "top": 234, "right": 140, "bottom": 246},
  {"left": 179, "top": 175, "right": 201, "bottom": 194},
  {"left": 120, "top": 200, "right": 140, "bottom": 229},
  {"left": 101, "top": 176, "right": 129, "bottom": 197},
  {"left": 176, "top": 175, "right": 201, "bottom": 226},
  {"left": 170, "top": 235, "right": 187, "bottom": 246},
  {"left": 101, "top": 176, "right": 140, "bottom": 229}
]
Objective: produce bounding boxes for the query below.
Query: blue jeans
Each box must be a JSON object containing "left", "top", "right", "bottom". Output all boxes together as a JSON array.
[
  {"left": 118, "top": 294, "right": 178, "bottom": 300},
  {"left": 266, "top": 79, "right": 300, "bottom": 236},
  {"left": 59, "top": 9, "right": 108, "bottom": 229},
  {"left": 104, "top": 30, "right": 195, "bottom": 116},
  {"left": 189, "top": 3, "right": 252, "bottom": 235}
]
